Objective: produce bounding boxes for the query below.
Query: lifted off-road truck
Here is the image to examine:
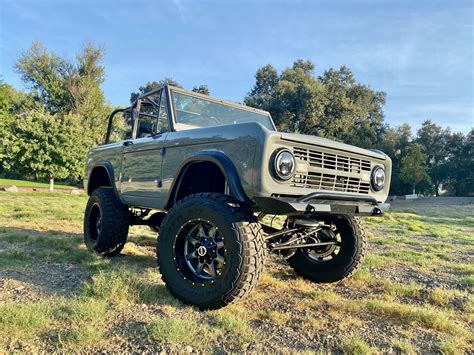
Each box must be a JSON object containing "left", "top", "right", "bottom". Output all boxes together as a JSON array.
[{"left": 84, "top": 85, "right": 391, "bottom": 309}]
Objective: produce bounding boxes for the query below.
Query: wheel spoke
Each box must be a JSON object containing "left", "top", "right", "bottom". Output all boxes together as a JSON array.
[
  {"left": 208, "top": 226, "right": 217, "bottom": 238},
  {"left": 186, "top": 251, "right": 197, "bottom": 260},
  {"left": 187, "top": 235, "right": 200, "bottom": 246},
  {"left": 178, "top": 220, "right": 226, "bottom": 282},
  {"left": 216, "top": 254, "right": 225, "bottom": 264},
  {"left": 207, "top": 262, "right": 216, "bottom": 277},
  {"left": 196, "top": 261, "right": 205, "bottom": 274},
  {"left": 198, "top": 224, "right": 206, "bottom": 237}
]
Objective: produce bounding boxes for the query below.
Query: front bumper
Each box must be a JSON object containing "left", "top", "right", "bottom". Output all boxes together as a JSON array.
[{"left": 254, "top": 192, "right": 389, "bottom": 216}]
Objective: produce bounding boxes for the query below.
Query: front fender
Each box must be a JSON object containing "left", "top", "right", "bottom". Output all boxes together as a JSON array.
[{"left": 164, "top": 150, "right": 252, "bottom": 209}]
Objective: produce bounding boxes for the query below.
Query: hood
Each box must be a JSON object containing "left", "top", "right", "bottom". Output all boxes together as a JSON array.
[{"left": 279, "top": 132, "right": 386, "bottom": 160}]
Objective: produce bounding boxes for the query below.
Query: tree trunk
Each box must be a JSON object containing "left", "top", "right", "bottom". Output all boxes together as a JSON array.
[{"left": 413, "top": 183, "right": 416, "bottom": 195}]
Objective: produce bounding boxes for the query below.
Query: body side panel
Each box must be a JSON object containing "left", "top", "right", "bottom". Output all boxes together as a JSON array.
[
  {"left": 159, "top": 123, "right": 265, "bottom": 209},
  {"left": 120, "top": 133, "right": 168, "bottom": 206}
]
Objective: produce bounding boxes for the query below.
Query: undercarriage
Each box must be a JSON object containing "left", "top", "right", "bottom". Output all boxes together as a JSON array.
[
  {"left": 129, "top": 204, "right": 359, "bottom": 262},
  {"left": 261, "top": 217, "right": 340, "bottom": 259}
]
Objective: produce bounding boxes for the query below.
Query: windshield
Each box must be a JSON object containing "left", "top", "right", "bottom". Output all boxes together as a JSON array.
[{"left": 171, "top": 91, "right": 275, "bottom": 131}]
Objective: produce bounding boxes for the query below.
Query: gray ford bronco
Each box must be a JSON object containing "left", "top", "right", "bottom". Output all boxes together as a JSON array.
[{"left": 84, "top": 85, "right": 391, "bottom": 309}]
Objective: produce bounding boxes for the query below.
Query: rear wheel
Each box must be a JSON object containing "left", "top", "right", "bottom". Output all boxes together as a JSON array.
[
  {"left": 83, "top": 187, "right": 129, "bottom": 256},
  {"left": 287, "top": 216, "right": 366, "bottom": 283},
  {"left": 158, "top": 193, "right": 265, "bottom": 309}
]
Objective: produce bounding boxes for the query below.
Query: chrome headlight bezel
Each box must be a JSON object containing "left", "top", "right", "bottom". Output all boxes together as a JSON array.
[
  {"left": 273, "top": 149, "right": 296, "bottom": 181},
  {"left": 371, "top": 166, "right": 386, "bottom": 191}
]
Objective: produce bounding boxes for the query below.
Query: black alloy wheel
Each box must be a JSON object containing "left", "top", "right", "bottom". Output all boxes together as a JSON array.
[
  {"left": 287, "top": 216, "right": 366, "bottom": 283},
  {"left": 175, "top": 219, "right": 226, "bottom": 283},
  {"left": 158, "top": 193, "right": 265, "bottom": 309}
]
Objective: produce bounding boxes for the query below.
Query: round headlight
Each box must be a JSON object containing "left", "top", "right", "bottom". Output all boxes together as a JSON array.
[
  {"left": 274, "top": 149, "right": 295, "bottom": 180},
  {"left": 371, "top": 166, "right": 385, "bottom": 191}
]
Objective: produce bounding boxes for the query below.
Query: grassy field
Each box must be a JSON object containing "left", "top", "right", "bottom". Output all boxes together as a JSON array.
[
  {"left": 0, "top": 193, "right": 472, "bottom": 353},
  {"left": 0, "top": 178, "right": 76, "bottom": 189}
]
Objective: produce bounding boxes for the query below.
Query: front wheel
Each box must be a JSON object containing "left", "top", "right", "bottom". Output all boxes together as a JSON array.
[
  {"left": 158, "top": 193, "right": 265, "bottom": 309},
  {"left": 287, "top": 216, "right": 366, "bottom": 283}
]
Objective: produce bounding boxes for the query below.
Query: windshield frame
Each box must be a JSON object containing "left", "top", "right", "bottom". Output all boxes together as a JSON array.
[{"left": 168, "top": 86, "right": 276, "bottom": 131}]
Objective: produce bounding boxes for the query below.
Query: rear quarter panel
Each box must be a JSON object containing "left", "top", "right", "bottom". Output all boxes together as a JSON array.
[{"left": 84, "top": 142, "right": 124, "bottom": 195}]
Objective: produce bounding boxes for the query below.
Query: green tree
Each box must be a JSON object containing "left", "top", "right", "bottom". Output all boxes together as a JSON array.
[
  {"left": 14, "top": 42, "right": 70, "bottom": 114},
  {"left": 319, "top": 66, "right": 386, "bottom": 147},
  {"left": 378, "top": 123, "right": 413, "bottom": 195},
  {"left": 0, "top": 80, "right": 33, "bottom": 175},
  {"left": 130, "top": 78, "right": 182, "bottom": 103},
  {"left": 399, "top": 144, "right": 430, "bottom": 195},
  {"left": 244, "top": 64, "right": 279, "bottom": 110},
  {"left": 15, "top": 42, "right": 109, "bottom": 145},
  {"left": 245, "top": 61, "right": 326, "bottom": 133},
  {"left": 461, "top": 129, "right": 474, "bottom": 195},
  {"left": 442, "top": 130, "right": 473, "bottom": 196},
  {"left": 244, "top": 60, "right": 386, "bottom": 148},
  {"left": 2, "top": 109, "right": 85, "bottom": 181},
  {"left": 415, "top": 120, "right": 448, "bottom": 195},
  {"left": 4, "top": 42, "right": 109, "bottom": 183},
  {"left": 192, "top": 84, "right": 210, "bottom": 95},
  {"left": 0, "top": 81, "right": 15, "bottom": 172}
]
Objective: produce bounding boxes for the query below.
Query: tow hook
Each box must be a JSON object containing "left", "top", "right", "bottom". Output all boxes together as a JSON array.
[{"left": 371, "top": 207, "right": 383, "bottom": 216}]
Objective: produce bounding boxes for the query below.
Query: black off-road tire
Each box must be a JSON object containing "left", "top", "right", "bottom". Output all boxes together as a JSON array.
[
  {"left": 83, "top": 187, "right": 129, "bottom": 256},
  {"left": 157, "top": 193, "right": 265, "bottom": 309},
  {"left": 287, "top": 216, "right": 366, "bottom": 283}
]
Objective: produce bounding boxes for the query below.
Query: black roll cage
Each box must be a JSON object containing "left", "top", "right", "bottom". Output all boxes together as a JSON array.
[
  {"left": 104, "top": 86, "right": 173, "bottom": 145},
  {"left": 104, "top": 85, "right": 275, "bottom": 145}
]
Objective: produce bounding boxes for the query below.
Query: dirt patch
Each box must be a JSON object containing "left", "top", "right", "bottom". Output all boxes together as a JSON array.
[{"left": 0, "top": 263, "right": 89, "bottom": 302}]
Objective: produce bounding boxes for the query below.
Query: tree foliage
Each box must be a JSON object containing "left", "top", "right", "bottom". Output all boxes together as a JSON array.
[
  {"left": 1, "top": 42, "right": 110, "bottom": 181},
  {"left": 15, "top": 42, "right": 107, "bottom": 120},
  {"left": 439, "top": 129, "right": 473, "bottom": 196},
  {"left": 2, "top": 109, "right": 85, "bottom": 179},
  {"left": 192, "top": 84, "right": 210, "bottom": 95},
  {"left": 1, "top": 50, "right": 472, "bottom": 196},
  {"left": 415, "top": 120, "right": 448, "bottom": 195},
  {"left": 245, "top": 60, "right": 386, "bottom": 148},
  {"left": 399, "top": 144, "right": 430, "bottom": 194},
  {"left": 130, "top": 79, "right": 210, "bottom": 104},
  {"left": 130, "top": 78, "right": 182, "bottom": 103},
  {"left": 378, "top": 123, "right": 413, "bottom": 194}
]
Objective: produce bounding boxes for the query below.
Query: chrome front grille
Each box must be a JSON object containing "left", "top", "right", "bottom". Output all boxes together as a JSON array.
[
  {"left": 293, "top": 147, "right": 371, "bottom": 174},
  {"left": 291, "top": 146, "right": 373, "bottom": 194}
]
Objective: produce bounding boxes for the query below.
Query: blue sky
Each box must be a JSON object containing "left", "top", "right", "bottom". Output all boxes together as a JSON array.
[{"left": 1, "top": 0, "right": 473, "bottom": 132}]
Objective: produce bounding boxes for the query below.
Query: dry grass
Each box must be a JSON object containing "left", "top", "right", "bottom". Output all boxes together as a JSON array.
[{"left": 0, "top": 193, "right": 472, "bottom": 352}]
